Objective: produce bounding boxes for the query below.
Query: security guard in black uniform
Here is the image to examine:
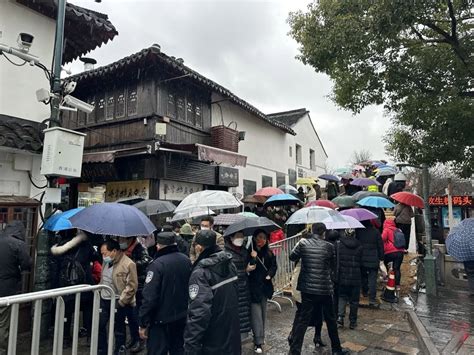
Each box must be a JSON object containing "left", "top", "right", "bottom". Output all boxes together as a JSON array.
[
  {"left": 139, "top": 231, "right": 192, "bottom": 354},
  {"left": 183, "top": 230, "right": 241, "bottom": 355}
]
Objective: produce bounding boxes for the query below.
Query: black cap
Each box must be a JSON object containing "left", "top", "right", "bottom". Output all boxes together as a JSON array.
[
  {"left": 155, "top": 231, "right": 176, "bottom": 246},
  {"left": 195, "top": 230, "right": 216, "bottom": 248}
]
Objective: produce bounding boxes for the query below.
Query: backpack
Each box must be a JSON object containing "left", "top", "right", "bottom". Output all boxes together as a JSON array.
[
  {"left": 59, "top": 248, "right": 86, "bottom": 287},
  {"left": 393, "top": 229, "right": 406, "bottom": 249}
]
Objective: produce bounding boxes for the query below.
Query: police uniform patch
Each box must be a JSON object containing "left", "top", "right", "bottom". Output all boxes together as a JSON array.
[
  {"left": 145, "top": 271, "right": 154, "bottom": 284},
  {"left": 189, "top": 284, "right": 199, "bottom": 300}
]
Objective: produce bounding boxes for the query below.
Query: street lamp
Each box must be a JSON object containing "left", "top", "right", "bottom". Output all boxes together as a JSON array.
[{"left": 395, "top": 162, "right": 437, "bottom": 296}]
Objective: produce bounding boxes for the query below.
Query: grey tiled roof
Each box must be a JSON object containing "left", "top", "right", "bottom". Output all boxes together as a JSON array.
[
  {"left": 17, "top": 0, "right": 118, "bottom": 63},
  {"left": 267, "top": 108, "right": 308, "bottom": 127},
  {"left": 68, "top": 45, "right": 296, "bottom": 135}
]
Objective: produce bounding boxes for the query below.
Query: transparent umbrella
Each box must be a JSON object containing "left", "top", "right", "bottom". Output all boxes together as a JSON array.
[
  {"left": 174, "top": 190, "right": 242, "bottom": 214},
  {"left": 286, "top": 206, "right": 346, "bottom": 225}
]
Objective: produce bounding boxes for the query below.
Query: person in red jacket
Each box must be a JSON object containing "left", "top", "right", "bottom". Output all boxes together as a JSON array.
[{"left": 381, "top": 219, "right": 405, "bottom": 290}]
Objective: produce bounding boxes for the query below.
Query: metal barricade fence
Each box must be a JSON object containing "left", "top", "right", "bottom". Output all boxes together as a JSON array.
[
  {"left": 0, "top": 284, "right": 116, "bottom": 355},
  {"left": 268, "top": 233, "right": 303, "bottom": 311}
]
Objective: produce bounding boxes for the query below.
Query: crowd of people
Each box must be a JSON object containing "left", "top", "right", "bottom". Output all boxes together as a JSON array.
[{"left": 0, "top": 163, "right": 424, "bottom": 355}]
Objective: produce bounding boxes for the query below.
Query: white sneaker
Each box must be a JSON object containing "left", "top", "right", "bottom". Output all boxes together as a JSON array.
[{"left": 254, "top": 345, "right": 263, "bottom": 354}]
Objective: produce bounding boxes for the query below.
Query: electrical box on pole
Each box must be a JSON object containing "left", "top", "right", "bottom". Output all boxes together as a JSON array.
[{"left": 40, "top": 127, "right": 86, "bottom": 178}]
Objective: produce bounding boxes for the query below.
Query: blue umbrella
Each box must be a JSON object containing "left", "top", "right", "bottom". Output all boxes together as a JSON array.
[
  {"left": 446, "top": 218, "right": 474, "bottom": 262},
  {"left": 264, "top": 194, "right": 302, "bottom": 207},
  {"left": 69, "top": 203, "right": 156, "bottom": 237},
  {"left": 319, "top": 174, "right": 340, "bottom": 182},
  {"left": 44, "top": 208, "right": 84, "bottom": 232},
  {"left": 357, "top": 196, "right": 395, "bottom": 208}
]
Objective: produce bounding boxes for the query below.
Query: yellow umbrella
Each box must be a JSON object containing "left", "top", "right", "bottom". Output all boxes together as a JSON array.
[{"left": 296, "top": 177, "right": 318, "bottom": 186}]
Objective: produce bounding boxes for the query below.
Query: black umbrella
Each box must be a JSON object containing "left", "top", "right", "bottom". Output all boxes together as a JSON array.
[
  {"left": 133, "top": 199, "right": 176, "bottom": 216},
  {"left": 223, "top": 217, "right": 280, "bottom": 237}
]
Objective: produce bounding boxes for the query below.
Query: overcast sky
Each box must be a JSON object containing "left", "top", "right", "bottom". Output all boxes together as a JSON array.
[{"left": 69, "top": 0, "right": 391, "bottom": 169}]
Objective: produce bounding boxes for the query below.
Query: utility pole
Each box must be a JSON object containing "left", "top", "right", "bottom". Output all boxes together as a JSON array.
[
  {"left": 34, "top": 0, "right": 67, "bottom": 338},
  {"left": 421, "top": 164, "right": 437, "bottom": 295},
  {"left": 447, "top": 178, "right": 454, "bottom": 230}
]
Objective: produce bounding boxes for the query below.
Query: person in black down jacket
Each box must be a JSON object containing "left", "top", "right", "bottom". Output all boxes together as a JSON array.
[
  {"left": 184, "top": 230, "right": 241, "bottom": 355},
  {"left": 336, "top": 231, "right": 363, "bottom": 329},
  {"left": 356, "top": 220, "right": 384, "bottom": 307},
  {"left": 288, "top": 223, "right": 348, "bottom": 355},
  {"left": 139, "top": 231, "right": 191, "bottom": 355},
  {"left": 119, "top": 236, "right": 152, "bottom": 352},
  {"left": 248, "top": 230, "right": 277, "bottom": 354},
  {"left": 224, "top": 231, "right": 253, "bottom": 339},
  {"left": 0, "top": 221, "right": 31, "bottom": 354},
  {"left": 51, "top": 229, "right": 98, "bottom": 346}
]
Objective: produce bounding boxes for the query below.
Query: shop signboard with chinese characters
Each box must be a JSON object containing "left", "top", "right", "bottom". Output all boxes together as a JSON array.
[
  {"left": 217, "top": 166, "right": 239, "bottom": 187},
  {"left": 105, "top": 180, "right": 149, "bottom": 202},
  {"left": 159, "top": 179, "right": 203, "bottom": 201},
  {"left": 428, "top": 195, "right": 472, "bottom": 207}
]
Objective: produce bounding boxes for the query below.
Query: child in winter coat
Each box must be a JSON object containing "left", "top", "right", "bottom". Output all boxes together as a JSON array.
[{"left": 381, "top": 219, "right": 405, "bottom": 290}]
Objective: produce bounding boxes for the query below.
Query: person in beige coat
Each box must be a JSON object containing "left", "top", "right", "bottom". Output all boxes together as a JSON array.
[{"left": 99, "top": 239, "right": 138, "bottom": 355}]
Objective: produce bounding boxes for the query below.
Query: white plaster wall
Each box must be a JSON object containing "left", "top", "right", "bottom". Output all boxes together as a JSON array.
[
  {"left": 0, "top": 150, "right": 44, "bottom": 197},
  {"left": 292, "top": 113, "right": 328, "bottom": 183},
  {"left": 0, "top": 0, "right": 55, "bottom": 122},
  {"left": 211, "top": 94, "right": 294, "bottom": 195}
]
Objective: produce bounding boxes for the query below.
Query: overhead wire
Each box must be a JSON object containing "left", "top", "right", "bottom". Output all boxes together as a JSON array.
[{"left": 1, "top": 52, "right": 26, "bottom": 66}]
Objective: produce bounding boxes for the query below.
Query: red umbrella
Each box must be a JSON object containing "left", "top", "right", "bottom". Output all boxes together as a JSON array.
[
  {"left": 391, "top": 191, "right": 424, "bottom": 209},
  {"left": 254, "top": 187, "right": 284, "bottom": 197},
  {"left": 306, "top": 200, "right": 338, "bottom": 210}
]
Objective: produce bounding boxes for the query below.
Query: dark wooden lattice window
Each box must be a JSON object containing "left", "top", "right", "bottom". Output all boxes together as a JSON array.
[
  {"left": 167, "top": 93, "right": 176, "bottom": 118},
  {"left": 127, "top": 86, "right": 138, "bottom": 116},
  {"left": 176, "top": 96, "right": 185, "bottom": 121},
  {"left": 106, "top": 93, "right": 115, "bottom": 121},
  {"left": 86, "top": 96, "right": 95, "bottom": 124},
  {"left": 186, "top": 100, "right": 194, "bottom": 124},
  {"left": 96, "top": 95, "right": 105, "bottom": 122},
  {"left": 115, "top": 89, "right": 126, "bottom": 118},
  {"left": 195, "top": 102, "right": 202, "bottom": 128}
]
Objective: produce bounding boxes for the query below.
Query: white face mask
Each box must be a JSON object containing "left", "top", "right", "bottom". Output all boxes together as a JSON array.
[
  {"left": 232, "top": 238, "right": 244, "bottom": 247},
  {"left": 200, "top": 226, "right": 210, "bottom": 231}
]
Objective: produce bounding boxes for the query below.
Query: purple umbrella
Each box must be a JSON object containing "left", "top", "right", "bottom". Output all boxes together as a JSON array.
[
  {"left": 341, "top": 215, "right": 365, "bottom": 229},
  {"left": 340, "top": 208, "right": 378, "bottom": 221},
  {"left": 350, "top": 178, "right": 381, "bottom": 187}
]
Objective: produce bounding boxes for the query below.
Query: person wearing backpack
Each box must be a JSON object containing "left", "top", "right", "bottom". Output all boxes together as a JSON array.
[
  {"left": 381, "top": 219, "right": 405, "bottom": 292},
  {"left": 394, "top": 202, "right": 414, "bottom": 251},
  {"left": 50, "top": 229, "right": 98, "bottom": 347}
]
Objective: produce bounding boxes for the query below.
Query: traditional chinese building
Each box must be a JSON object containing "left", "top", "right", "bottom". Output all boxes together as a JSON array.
[{"left": 62, "top": 45, "right": 257, "bottom": 207}]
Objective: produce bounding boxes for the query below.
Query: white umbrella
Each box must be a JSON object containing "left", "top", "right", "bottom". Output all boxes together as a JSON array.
[
  {"left": 286, "top": 206, "right": 346, "bottom": 225},
  {"left": 171, "top": 207, "right": 216, "bottom": 222},
  {"left": 174, "top": 190, "right": 243, "bottom": 214}
]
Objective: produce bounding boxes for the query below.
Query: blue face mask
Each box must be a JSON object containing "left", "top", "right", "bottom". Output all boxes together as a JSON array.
[{"left": 103, "top": 256, "right": 113, "bottom": 264}]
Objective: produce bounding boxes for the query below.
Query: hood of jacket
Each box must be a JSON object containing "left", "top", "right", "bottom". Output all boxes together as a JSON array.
[
  {"left": 198, "top": 250, "right": 233, "bottom": 278},
  {"left": 383, "top": 219, "right": 397, "bottom": 231},
  {"left": 1, "top": 220, "right": 26, "bottom": 241},
  {"left": 50, "top": 232, "right": 87, "bottom": 256},
  {"left": 340, "top": 235, "right": 360, "bottom": 249}
]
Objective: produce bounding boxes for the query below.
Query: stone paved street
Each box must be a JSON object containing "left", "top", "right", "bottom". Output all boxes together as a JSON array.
[{"left": 241, "top": 298, "right": 421, "bottom": 354}]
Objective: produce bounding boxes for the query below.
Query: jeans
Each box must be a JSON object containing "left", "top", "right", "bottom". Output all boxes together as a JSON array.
[
  {"left": 288, "top": 293, "right": 342, "bottom": 354},
  {"left": 384, "top": 252, "right": 404, "bottom": 286},
  {"left": 250, "top": 299, "right": 267, "bottom": 346},
  {"left": 147, "top": 318, "right": 186, "bottom": 355},
  {"left": 361, "top": 267, "right": 378, "bottom": 303},
  {"left": 338, "top": 285, "right": 360, "bottom": 323},
  {"left": 98, "top": 299, "right": 134, "bottom": 354},
  {"left": 464, "top": 261, "right": 474, "bottom": 295},
  {"left": 396, "top": 222, "right": 411, "bottom": 250},
  {"left": 0, "top": 306, "right": 10, "bottom": 355}
]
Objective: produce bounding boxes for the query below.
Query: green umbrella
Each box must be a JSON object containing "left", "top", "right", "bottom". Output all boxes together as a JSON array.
[{"left": 332, "top": 195, "right": 356, "bottom": 208}]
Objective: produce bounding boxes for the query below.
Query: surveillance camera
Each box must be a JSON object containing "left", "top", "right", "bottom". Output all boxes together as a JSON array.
[
  {"left": 63, "top": 81, "right": 77, "bottom": 95},
  {"left": 63, "top": 95, "right": 94, "bottom": 114},
  {"left": 17, "top": 33, "right": 34, "bottom": 52}
]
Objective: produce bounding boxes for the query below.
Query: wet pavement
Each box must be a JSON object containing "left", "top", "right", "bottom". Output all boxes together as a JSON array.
[{"left": 414, "top": 287, "right": 474, "bottom": 353}]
